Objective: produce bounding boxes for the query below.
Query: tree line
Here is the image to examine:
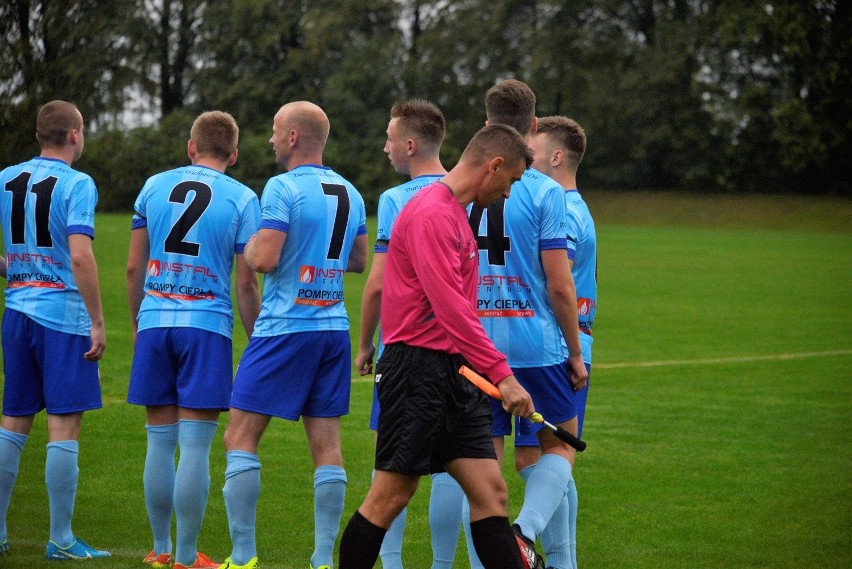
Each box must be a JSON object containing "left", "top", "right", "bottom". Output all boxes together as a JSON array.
[{"left": 1, "top": 0, "right": 849, "bottom": 212}]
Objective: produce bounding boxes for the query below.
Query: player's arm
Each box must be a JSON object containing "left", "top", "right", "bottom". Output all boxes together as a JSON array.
[
  {"left": 234, "top": 252, "right": 260, "bottom": 337},
  {"left": 347, "top": 233, "right": 368, "bottom": 274},
  {"left": 69, "top": 233, "right": 106, "bottom": 361},
  {"left": 355, "top": 251, "right": 385, "bottom": 375},
  {"left": 126, "top": 227, "right": 150, "bottom": 341},
  {"left": 243, "top": 228, "right": 286, "bottom": 273},
  {"left": 0, "top": 255, "right": 6, "bottom": 279},
  {"left": 541, "top": 248, "right": 588, "bottom": 391}
]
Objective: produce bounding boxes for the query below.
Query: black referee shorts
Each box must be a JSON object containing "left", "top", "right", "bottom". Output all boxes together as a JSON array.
[{"left": 374, "top": 343, "right": 496, "bottom": 475}]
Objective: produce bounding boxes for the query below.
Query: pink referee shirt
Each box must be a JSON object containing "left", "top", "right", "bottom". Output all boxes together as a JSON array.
[{"left": 380, "top": 182, "right": 513, "bottom": 384}]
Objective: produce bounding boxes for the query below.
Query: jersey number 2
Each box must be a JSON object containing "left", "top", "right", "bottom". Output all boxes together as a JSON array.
[{"left": 164, "top": 181, "right": 212, "bottom": 256}]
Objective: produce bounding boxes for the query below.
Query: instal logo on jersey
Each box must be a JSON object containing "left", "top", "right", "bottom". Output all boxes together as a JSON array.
[
  {"left": 5, "top": 252, "right": 66, "bottom": 289},
  {"left": 145, "top": 259, "right": 216, "bottom": 300},
  {"left": 477, "top": 274, "right": 534, "bottom": 317},
  {"left": 296, "top": 264, "right": 345, "bottom": 306}
]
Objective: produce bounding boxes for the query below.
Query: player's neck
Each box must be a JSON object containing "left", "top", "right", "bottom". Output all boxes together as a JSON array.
[
  {"left": 192, "top": 156, "right": 229, "bottom": 173},
  {"left": 39, "top": 147, "right": 74, "bottom": 165},
  {"left": 408, "top": 157, "right": 446, "bottom": 179},
  {"left": 550, "top": 170, "right": 577, "bottom": 190},
  {"left": 284, "top": 152, "right": 323, "bottom": 171}
]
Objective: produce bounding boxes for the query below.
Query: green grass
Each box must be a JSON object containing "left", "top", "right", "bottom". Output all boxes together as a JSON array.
[{"left": 2, "top": 192, "right": 851, "bottom": 568}]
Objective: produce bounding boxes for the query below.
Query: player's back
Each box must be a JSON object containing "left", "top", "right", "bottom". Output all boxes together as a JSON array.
[
  {"left": 565, "top": 189, "right": 597, "bottom": 332},
  {"left": 133, "top": 165, "right": 260, "bottom": 336},
  {"left": 0, "top": 156, "right": 97, "bottom": 334},
  {"left": 470, "top": 168, "right": 568, "bottom": 367},
  {"left": 253, "top": 164, "right": 366, "bottom": 335}
]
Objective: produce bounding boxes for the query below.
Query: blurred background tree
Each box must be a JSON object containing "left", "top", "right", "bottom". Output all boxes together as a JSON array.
[{"left": 1, "top": 0, "right": 849, "bottom": 211}]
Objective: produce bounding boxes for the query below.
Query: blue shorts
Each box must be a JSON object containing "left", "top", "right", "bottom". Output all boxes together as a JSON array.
[
  {"left": 230, "top": 330, "right": 351, "bottom": 420},
  {"left": 490, "top": 362, "right": 579, "bottom": 446},
  {"left": 127, "top": 327, "right": 233, "bottom": 410},
  {"left": 369, "top": 382, "right": 381, "bottom": 431},
  {"left": 2, "top": 309, "right": 101, "bottom": 416}
]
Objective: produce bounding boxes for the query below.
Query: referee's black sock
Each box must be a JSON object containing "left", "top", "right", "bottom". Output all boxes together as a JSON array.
[
  {"left": 338, "top": 509, "right": 386, "bottom": 569},
  {"left": 470, "top": 515, "right": 525, "bottom": 569}
]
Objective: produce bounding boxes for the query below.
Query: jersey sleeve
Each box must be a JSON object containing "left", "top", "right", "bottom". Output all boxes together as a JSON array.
[
  {"left": 258, "top": 177, "right": 292, "bottom": 233},
  {"left": 564, "top": 197, "right": 583, "bottom": 261},
  {"left": 375, "top": 192, "right": 400, "bottom": 252},
  {"left": 66, "top": 175, "right": 98, "bottom": 238},
  {"left": 235, "top": 193, "right": 261, "bottom": 253},
  {"left": 539, "top": 185, "right": 568, "bottom": 251}
]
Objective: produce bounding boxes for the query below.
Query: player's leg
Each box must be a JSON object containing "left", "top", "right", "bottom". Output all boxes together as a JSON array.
[
  {"left": 130, "top": 328, "right": 180, "bottom": 563},
  {"left": 42, "top": 326, "right": 109, "bottom": 559},
  {"left": 0, "top": 310, "right": 39, "bottom": 554},
  {"left": 302, "top": 330, "right": 352, "bottom": 569},
  {"left": 303, "top": 416, "right": 346, "bottom": 569},
  {"left": 173, "top": 329, "right": 232, "bottom": 568},
  {"left": 464, "top": 433, "right": 508, "bottom": 569},
  {"left": 221, "top": 409, "right": 270, "bottom": 566},
  {"left": 446, "top": 457, "right": 528, "bottom": 569},
  {"left": 0, "top": 416, "right": 32, "bottom": 553},
  {"left": 339, "top": 470, "right": 420, "bottom": 569},
  {"left": 371, "top": 392, "right": 406, "bottom": 569}
]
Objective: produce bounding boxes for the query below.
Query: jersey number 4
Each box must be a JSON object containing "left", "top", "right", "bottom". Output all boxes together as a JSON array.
[
  {"left": 4, "top": 172, "right": 58, "bottom": 247},
  {"left": 468, "top": 200, "right": 511, "bottom": 266}
]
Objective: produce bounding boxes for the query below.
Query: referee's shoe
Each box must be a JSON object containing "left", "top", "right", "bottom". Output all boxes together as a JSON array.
[{"left": 513, "top": 524, "right": 545, "bottom": 569}]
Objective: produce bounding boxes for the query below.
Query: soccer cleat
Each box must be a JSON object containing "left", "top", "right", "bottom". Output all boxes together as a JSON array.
[
  {"left": 310, "top": 565, "right": 331, "bottom": 569},
  {"left": 143, "top": 550, "right": 174, "bottom": 567},
  {"left": 218, "top": 556, "right": 258, "bottom": 569},
  {"left": 45, "top": 537, "right": 111, "bottom": 560},
  {"left": 174, "top": 551, "right": 219, "bottom": 569},
  {"left": 512, "top": 524, "right": 545, "bottom": 569},
  {"left": 0, "top": 539, "right": 8, "bottom": 555}
]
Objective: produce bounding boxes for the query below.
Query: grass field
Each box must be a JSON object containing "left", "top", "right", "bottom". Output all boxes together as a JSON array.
[{"left": 1, "top": 191, "right": 850, "bottom": 568}]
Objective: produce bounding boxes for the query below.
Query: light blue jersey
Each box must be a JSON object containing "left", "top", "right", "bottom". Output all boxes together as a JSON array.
[
  {"left": 252, "top": 164, "right": 366, "bottom": 336},
  {"left": 131, "top": 165, "right": 260, "bottom": 338},
  {"left": 564, "top": 188, "right": 597, "bottom": 364},
  {"left": 469, "top": 168, "right": 569, "bottom": 368},
  {"left": 0, "top": 157, "right": 97, "bottom": 335}
]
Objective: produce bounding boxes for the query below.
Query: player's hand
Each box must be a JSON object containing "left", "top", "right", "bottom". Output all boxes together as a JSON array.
[
  {"left": 496, "top": 375, "right": 535, "bottom": 418},
  {"left": 567, "top": 354, "right": 588, "bottom": 391},
  {"left": 84, "top": 322, "right": 106, "bottom": 361},
  {"left": 355, "top": 344, "right": 376, "bottom": 375}
]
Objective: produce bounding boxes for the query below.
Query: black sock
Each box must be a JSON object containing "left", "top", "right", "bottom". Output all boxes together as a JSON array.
[
  {"left": 470, "top": 516, "right": 524, "bottom": 569},
  {"left": 338, "top": 510, "right": 387, "bottom": 569}
]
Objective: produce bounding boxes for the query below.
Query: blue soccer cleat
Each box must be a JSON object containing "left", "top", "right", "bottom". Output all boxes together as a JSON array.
[{"left": 45, "top": 537, "right": 111, "bottom": 560}]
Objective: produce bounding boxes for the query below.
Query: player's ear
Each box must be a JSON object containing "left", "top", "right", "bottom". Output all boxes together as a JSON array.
[
  {"left": 489, "top": 156, "right": 505, "bottom": 175},
  {"left": 530, "top": 116, "right": 538, "bottom": 134},
  {"left": 552, "top": 148, "right": 564, "bottom": 168},
  {"left": 407, "top": 138, "right": 416, "bottom": 156},
  {"left": 228, "top": 148, "right": 238, "bottom": 167},
  {"left": 187, "top": 139, "right": 196, "bottom": 161}
]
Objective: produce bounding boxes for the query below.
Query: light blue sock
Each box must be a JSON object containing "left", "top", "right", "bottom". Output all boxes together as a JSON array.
[
  {"left": 311, "top": 465, "right": 346, "bottom": 569},
  {"left": 429, "top": 472, "right": 464, "bottom": 569},
  {"left": 45, "top": 440, "right": 79, "bottom": 547},
  {"left": 461, "top": 497, "right": 484, "bottom": 569},
  {"left": 0, "top": 428, "right": 28, "bottom": 543},
  {"left": 568, "top": 476, "right": 578, "bottom": 568},
  {"left": 222, "top": 451, "right": 261, "bottom": 565},
  {"left": 539, "top": 492, "right": 571, "bottom": 569},
  {"left": 144, "top": 423, "right": 178, "bottom": 555},
  {"left": 174, "top": 420, "right": 217, "bottom": 566},
  {"left": 514, "top": 453, "right": 571, "bottom": 542},
  {"left": 377, "top": 469, "right": 406, "bottom": 569}
]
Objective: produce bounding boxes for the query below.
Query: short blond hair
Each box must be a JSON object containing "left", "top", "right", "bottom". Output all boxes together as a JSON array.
[
  {"left": 390, "top": 99, "right": 445, "bottom": 152},
  {"left": 190, "top": 111, "right": 239, "bottom": 161},
  {"left": 536, "top": 116, "right": 586, "bottom": 169},
  {"left": 36, "top": 100, "right": 82, "bottom": 148}
]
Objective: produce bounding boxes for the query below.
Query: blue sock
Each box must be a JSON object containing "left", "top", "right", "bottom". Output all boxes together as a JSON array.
[
  {"left": 222, "top": 451, "right": 261, "bottom": 565},
  {"left": 0, "top": 428, "right": 28, "bottom": 543},
  {"left": 461, "top": 497, "right": 484, "bottom": 569},
  {"left": 514, "top": 453, "right": 571, "bottom": 542},
  {"left": 311, "top": 465, "right": 346, "bottom": 569},
  {"left": 429, "top": 472, "right": 464, "bottom": 569},
  {"left": 144, "top": 423, "right": 178, "bottom": 555},
  {"left": 45, "top": 440, "right": 79, "bottom": 547},
  {"left": 174, "top": 420, "right": 217, "bottom": 566},
  {"left": 568, "top": 476, "right": 578, "bottom": 568},
  {"left": 539, "top": 494, "right": 571, "bottom": 569}
]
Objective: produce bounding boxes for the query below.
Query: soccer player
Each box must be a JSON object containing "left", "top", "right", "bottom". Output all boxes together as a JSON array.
[
  {"left": 0, "top": 100, "right": 110, "bottom": 560},
  {"left": 219, "top": 101, "right": 368, "bottom": 569},
  {"left": 354, "top": 99, "right": 464, "bottom": 569},
  {"left": 339, "top": 124, "right": 544, "bottom": 569},
  {"left": 464, "top": 80, "right": 588, "bottom": 569},
  {"left": 526, "top": 116, "right": 596, "bottom": 569},
  {"left": 126, "top": 111, "right": 261, "bottom": 569}
]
